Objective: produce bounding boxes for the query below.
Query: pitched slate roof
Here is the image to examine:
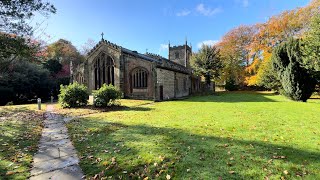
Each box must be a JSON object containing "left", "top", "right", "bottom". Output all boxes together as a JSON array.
[{"left": 87, "top": 39, "right": 190, "bottom": 74}]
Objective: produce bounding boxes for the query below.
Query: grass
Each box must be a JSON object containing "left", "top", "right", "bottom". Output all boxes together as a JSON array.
[
  {"left": 0, "top": 105, "right": 45, "bottom": 179},
  {"left": 57, "top": 92, "right": 320, "bottom": 179}
]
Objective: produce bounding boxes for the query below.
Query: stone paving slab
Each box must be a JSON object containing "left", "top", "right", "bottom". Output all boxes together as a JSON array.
[
  {"left": 40, "top": 132, "right": 69, "bottom": 142},
  {"left": 30, "top": 165, "right": 83, "bottom": 180},
  {"left": 31, "top": 155, "right": 80, "bottom": 176},
  {"left": 33, "top": 147, "right": 77, "bottom": 163},
  {"left": 30, "top": 105, "right": 84, "bottom": 179}
]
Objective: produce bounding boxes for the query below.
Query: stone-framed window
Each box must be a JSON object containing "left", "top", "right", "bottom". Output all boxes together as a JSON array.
[
  {"left": 94, "top": 53, "right": 114, "bottom": 89},
  {"left": 77, "top": 73, "right": 84, "bottom": 84},
  {"left": 132, "top": 68, "right": 148, "bottom": 89},
  {"left": 175, "top": 52, "right": 179, "bottom": 59}
]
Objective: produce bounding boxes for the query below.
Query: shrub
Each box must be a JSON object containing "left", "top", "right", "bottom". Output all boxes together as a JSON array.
[
  {"left": 58, "top": 82, "right": 89, "bottom": 108},
  {"left": 0, "top": 61, "right": 52, "bottom": 104},
  {"left": 225, "top": 78, "right": 238, "bottom": 91},
  {"left": 272, "top": 38, "right": 316, "bottom": 102},
  {"left": 93, "top": 84, "right": 122, "bottom": 107},
  {"left": 0, "top": 87, "right": 14, "bottom": 105}
]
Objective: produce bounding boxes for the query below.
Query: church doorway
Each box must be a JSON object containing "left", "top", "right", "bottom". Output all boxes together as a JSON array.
[{"left": 160, "top": 85, "right": 163, "bottom": 100}]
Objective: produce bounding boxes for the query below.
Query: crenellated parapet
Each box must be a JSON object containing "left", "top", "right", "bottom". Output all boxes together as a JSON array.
[
  {"left": 169, "top": 44, "right": 191, "bottom": 51},
  {"left": 145, "top": 52, "right": 166, "bottom": 60}
]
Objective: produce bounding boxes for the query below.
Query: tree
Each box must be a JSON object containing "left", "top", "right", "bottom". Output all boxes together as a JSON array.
[
  {"left": 0, "top": 0, "right": 56, "bottom": 71},
  {"left": 272, "top": 38, "right": 316, "bottom": 102},
  {"left": 0, "top": 0, "right": 56, "bottom": 35},
  {"left": 302, "top": 13, "right": 320, "bottom": 72},
  {"left": 0, "top": 33, "right": 39, "bottom": 71},
  {"left": 191, "top": 45, "right": 223, "bottom": 89},
  {"left": 43, "top": 59, "right": 62, "bottom": 75},
  {"left": 0, "top": 61, "right": 52, "bottom": 104},
  {"left": 217, "top": 25, "right": 257, "bottom": 87},
  {"left": 256, "top": 56, "right": 281, "bottom": 91},
  {"left": 80, "top": 38, "right": 96, "bottom": 56},
  {"left": 45, "top": 39, "right": 84, "bottom": 74},
  {"left": 245, "top": 0, "right": 319, "bottom": 86}
]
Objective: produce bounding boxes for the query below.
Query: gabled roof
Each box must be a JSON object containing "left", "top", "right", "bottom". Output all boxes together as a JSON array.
[
  {"left": 122, "top": 48, "right": 160, "bottom": 63},
  {"left": 86, "top": 38, "right": 190, "bottom": 74}
]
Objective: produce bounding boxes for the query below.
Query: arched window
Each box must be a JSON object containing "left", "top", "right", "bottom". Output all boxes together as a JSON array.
[
  {"left": 94, "top": 53, "right": 114, "bottom": 89},
  {"left": 132, "top": 68, "right": 148, "bottom": 88},
  {"left": 77, "top": 73, "right": 84, "bottom": 84}
]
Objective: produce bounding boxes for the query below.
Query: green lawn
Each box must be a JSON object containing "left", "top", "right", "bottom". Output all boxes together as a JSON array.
[
  {"left": 62, "top": 92, "right": 320, "bottom": 179},
  {"left": 0, "top": 105, "right": 44, "bottom": 179}
]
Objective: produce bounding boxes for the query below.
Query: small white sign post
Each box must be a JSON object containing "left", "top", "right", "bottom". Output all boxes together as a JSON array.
[{"left": 37, "top": 98, "right": 41, "bottom": 110}]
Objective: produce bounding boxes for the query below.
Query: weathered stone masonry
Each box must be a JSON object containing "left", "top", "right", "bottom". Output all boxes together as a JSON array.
[{"left": 73, "top": 38, "right": 201, "bottom": 101}]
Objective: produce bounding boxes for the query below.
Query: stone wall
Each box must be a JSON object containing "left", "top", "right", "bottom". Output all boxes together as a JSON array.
[
  {"left": 156, "top": 69, "right": 175, "bottom": 100},
  {"left": 169, "top": 45, "right": 191, "bottom": 68},
  {"left": 123, "top": 53, "right": 155, "bottom": 99},
  {"left": 85, "top": 43, "right": 121, "bottom": 93},
  {"left": 156, "top": 68, "right": 190, "bottom": 100},
  {"left": 175, "top": 72, "right": 190, "bottom": 97}
]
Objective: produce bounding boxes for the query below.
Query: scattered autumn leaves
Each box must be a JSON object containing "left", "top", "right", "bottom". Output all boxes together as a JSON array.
[{"left": 0, "top": 107, "right": 44, "bottom": 179}]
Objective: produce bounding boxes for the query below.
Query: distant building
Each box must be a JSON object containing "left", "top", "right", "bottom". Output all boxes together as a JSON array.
[{"left": 73, "top": 37, "right": 203, "bottom": 101}]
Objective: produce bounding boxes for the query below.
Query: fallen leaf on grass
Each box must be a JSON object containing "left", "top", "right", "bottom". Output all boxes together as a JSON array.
[
  {"left": 272, "top": 156, "right": 286, "bottom": 159},
  {"left": 229, "top": 171, "right": 235, "bottom": 174},
  {"left": 159, "top": 155, "right": 165, "bottom": 162},
  {"left": 166, "top": 174, "right": 171, "bottom": 179},
  {"left": 6, "top": 171, "right": 15, "bottom": 176}
]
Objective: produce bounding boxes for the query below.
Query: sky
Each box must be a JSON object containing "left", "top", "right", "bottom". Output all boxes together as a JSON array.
[{"left": 34, "top": 0, "right": 310, "bottom": 57}]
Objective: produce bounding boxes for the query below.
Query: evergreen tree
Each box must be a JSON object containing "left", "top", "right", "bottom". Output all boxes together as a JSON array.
[
  {"left": 191, "top": 45, "right": 223, "bottom": 89},
  {"left": 272, "top": 38, "right": 316, "bottom": 102}
]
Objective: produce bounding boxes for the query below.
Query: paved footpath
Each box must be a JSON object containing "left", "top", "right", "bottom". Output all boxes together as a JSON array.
[{"left": 29, "top": 105, "right": 84, "bottom": 180}]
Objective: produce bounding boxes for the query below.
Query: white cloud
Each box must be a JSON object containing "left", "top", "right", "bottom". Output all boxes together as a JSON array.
[
  {"left": 158, "top": 44, "right": 169, "bottom": 54},
  {"left": 242, "top": 0, "right": 249, "bottom": 7},
  {"left": 197, "top": 40, "right": 219, "bottom": 49},
  {"left": 176, "top": 9, "right": 191, "bottom": 17},
  {"left": 235, "top": 0, "right": 249, "bottom": 8},
  {"left": 196, "top": 4, "right": 222, "bottom": 16}
]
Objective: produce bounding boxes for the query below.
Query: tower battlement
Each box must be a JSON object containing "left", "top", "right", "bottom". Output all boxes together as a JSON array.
[{"left": 168, "top": 41, "right": 192, "bottom": 68}]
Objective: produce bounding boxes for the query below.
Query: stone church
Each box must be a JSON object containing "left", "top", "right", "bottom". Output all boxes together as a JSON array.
[{"left": 72, "top": 37, "right": 201, "bottom": 101}]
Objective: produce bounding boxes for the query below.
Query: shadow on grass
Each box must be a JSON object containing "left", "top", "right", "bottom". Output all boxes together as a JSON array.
[
  {"left": 76, "top": 105, "right": 153, "bottom": 112},
  {"left": 0, "top": 106, "right": 33, "bottom": 116},
  {"left": 56, "top": 104, "right": 154, "bottom": 117},
  {"left": 184, "top": 91, "right": 278, "bottom": 103},
  {"left": 67, "top": 118, "right": 320, "bottom": 179}
]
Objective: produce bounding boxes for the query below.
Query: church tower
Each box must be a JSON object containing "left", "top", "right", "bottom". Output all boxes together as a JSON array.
[{"left": 168, "top": 40, "right": 192, "bottom": 68}]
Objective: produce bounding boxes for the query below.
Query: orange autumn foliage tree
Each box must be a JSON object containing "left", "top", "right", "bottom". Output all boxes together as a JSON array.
[
  {"left": 44, "top": 39, "right": 84, "bottom": 78},
  {"left": 244, "top": 0, "right": 320, "bottom": 87},
  {"left": 217, "top": 25, "right": 258, "bottom": 86}
]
